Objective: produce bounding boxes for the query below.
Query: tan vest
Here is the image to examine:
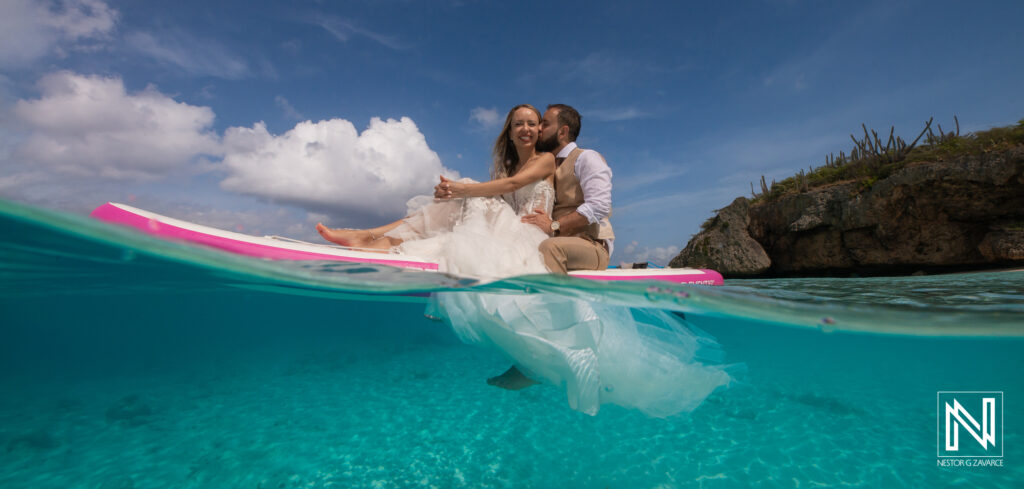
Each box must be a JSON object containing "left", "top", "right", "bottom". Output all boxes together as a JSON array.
[{"left": 553, "top": 147, "right": 615, "bottom": 241}]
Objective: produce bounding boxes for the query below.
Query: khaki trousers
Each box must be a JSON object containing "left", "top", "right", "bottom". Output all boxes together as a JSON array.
[{"left": 539, "top": 237, "right": 609, "bottom": 274}]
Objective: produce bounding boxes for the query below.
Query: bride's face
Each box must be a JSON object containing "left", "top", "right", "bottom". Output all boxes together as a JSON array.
[{"left": 509, "top": 108, "right": 540, "bottom": 150}]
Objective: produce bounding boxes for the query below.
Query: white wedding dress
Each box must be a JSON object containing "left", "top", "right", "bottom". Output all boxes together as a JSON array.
[
  {"left": 386, "top": 178, "right": 554, "bottom": 279},
  {"left": 387, "top": 179, "right": 735, "bottom": 417}
]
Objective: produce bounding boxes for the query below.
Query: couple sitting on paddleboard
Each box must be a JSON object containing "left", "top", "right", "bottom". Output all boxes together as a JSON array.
[
  {"left": 315, "top": 105, "right": 733, "bottom": 415},
  {"left": 315, "top": 103, "right": 614, "bottom": 279}
]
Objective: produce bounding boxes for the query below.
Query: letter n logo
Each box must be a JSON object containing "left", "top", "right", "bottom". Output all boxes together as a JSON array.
[{"left": 938, "top": 391, "right": 1003, "bottom": 458}]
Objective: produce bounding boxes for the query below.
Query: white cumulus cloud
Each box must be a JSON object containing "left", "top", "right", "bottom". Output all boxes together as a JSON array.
[
  {"left": 620, "top": 240, "right": 680, "bottom": 266},
  {"left": 220, "top": 117, "right": 458, "bottom": 220},
  {"left": 0, "top": 0, "right": 118, "bottom": 67},
  {"left": 12, "top": 71, "right": 221, "bottom": 180}
]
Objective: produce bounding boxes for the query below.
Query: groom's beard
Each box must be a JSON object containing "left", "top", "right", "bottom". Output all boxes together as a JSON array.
[{"left": 535, "top": 132, "right": 558, "bottom": 152}]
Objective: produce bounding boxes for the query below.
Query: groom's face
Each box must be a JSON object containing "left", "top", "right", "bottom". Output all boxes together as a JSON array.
[{"left": 536, "top": 108, "right": 560, "bottom": 153}]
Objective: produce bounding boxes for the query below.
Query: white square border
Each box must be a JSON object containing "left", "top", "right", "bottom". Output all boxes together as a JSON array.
[{"left": 937, "top": 391, "right": 1004, "bottom": 458}]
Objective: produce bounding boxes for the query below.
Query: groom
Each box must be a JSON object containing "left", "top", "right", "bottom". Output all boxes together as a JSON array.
[
  {"left": 488, "top": 104, "right": 616, "bottom": 390},
  {"left": 523, "top": 104, "right": 615, "bottom": 274}
]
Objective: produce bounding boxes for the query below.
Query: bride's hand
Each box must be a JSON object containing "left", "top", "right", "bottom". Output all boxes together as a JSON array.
[
  {"left": 434, "top": 175, "right": 469, "bottom": 199},
  {"left": 434, "top": 175, "right": 455, "bottom": 199},
  {"left": 433, "top": 184, "right": 448, "bottom": 199}
]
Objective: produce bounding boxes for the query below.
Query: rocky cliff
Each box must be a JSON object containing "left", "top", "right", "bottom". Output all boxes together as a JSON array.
[{"left": 670, "top": 146, "right": 1024, "bottom": 277}]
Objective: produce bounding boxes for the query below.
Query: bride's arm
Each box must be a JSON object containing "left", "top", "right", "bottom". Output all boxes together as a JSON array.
[{"left": 444, "top": 153, "right": 554, "bottom": 198}]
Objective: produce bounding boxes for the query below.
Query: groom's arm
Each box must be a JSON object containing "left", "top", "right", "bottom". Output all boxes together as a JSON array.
[
  {"left": 552, "top": 210, "right": 591, "bottom": 236},
  {"left": 522, "top": 208, "right": 590, "bottom": 236},
  {"left": 575, "top": 150, "right": 612, "bottom": 224}
]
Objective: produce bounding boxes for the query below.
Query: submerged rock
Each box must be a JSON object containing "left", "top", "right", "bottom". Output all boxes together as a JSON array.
[
  {"left": 105, "top": 395, "right": 154, "bottom": 426},
  {"left": 6, "top": 429, "right": 60, "bottom": 452},
  {"left": 789, "top": 393, "right": 865, "bottom": 416}
]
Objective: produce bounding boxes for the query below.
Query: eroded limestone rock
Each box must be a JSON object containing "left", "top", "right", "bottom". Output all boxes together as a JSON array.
[{"left": 669, "top": 197, "right": 771, "bottom": 276}]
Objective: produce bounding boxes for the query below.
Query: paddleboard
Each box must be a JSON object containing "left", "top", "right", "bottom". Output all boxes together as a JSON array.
[{"left": 91, "top": 202, "right": 723, "bottom": 285}]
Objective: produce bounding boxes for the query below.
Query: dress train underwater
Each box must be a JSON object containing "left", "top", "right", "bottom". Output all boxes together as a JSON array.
[{"left": 434, "top": 291, "right": 737, "bottom": 417}]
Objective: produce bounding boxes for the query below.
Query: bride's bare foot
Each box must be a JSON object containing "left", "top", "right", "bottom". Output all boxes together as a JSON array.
[
  {"left": 486, "top": 366, "right": 539, "bottom": 390},
  {"left": 316, "top": 223, "right": 372, "bottom": 247}
]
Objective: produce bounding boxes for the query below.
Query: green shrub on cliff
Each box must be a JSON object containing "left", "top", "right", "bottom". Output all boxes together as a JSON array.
[
  {"left": 905, "top": 120, "right": 1024, "bottom": 162},
  {"left": 751, "top": 117, "right": 1024, "bottom": 202}
]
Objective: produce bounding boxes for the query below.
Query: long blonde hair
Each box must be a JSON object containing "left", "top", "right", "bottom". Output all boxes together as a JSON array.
[{"left": 491, "top": 104, "right": 541, "bottom": 179}]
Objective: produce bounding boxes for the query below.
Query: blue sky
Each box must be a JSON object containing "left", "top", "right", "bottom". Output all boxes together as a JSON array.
[{"left": 1, "top": 0, "right": 1022, "bottom": 264}]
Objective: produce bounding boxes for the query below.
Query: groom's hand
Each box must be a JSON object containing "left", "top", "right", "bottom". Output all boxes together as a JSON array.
[{"left": 522, "top": 209, "right": 554, "bottom": 235}]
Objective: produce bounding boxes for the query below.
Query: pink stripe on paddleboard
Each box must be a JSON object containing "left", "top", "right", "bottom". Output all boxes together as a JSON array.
[{"left": 90, "top": 203, "right": 438, "bottom": 271}]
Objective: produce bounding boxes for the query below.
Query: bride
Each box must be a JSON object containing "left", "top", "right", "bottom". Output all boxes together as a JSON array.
[
  {"left": 317, "top": 104, "right": 735, "bottom": 417},
  {"left": 316, "top": 104, "right": 555, "bottom": 279}
]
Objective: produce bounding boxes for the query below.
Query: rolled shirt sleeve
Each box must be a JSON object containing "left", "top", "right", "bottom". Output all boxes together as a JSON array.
[{"left": 574, "top": 149, "right": 612, "bottom": 224}]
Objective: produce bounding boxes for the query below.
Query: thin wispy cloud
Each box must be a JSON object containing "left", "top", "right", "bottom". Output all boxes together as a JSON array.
[
  {"left": 0, "top": 0, "right": 118, "bottom": 67},
  {"left": 589, "top": 107, "right": 650, "bottom": 122},
  {"left": 125, "top": 30, "right": 251, "bottom": 79},
  {"left": 0, "top": 170, "right": 49, "bottom": 193},
  {"left": 518, "top": 51, "right": 643, "bottom": 89},
  {"left": 615, "top": 163, "right": 690, "bottom": 192},
  {"left": 469, "top": 106, "right": 500, "bottom": 130},
  {"left": 275, "top": 95, "right": 303, "bottom": 121},
  {"left": 615, "top": 186, "right": 730, "bottom": 219},
  {"left": 421, "top": 68, "right": 478, "bottom": 89},
  {"left": 46, "top": 0, "right": 117, "bottom": 40},
  {"left": 565, "top": 52, "right": 636, "bottom": 86},
  {"left": 280, "top": 39, "right": 302, "bottom": 55},
  {"left": 311, "top": 15, "right": 407, "bottom": 51}
]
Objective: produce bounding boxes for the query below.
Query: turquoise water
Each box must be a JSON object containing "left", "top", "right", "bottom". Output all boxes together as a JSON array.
[{"left": 1, "top": 199, "right": 1022, "bottom": 488}]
